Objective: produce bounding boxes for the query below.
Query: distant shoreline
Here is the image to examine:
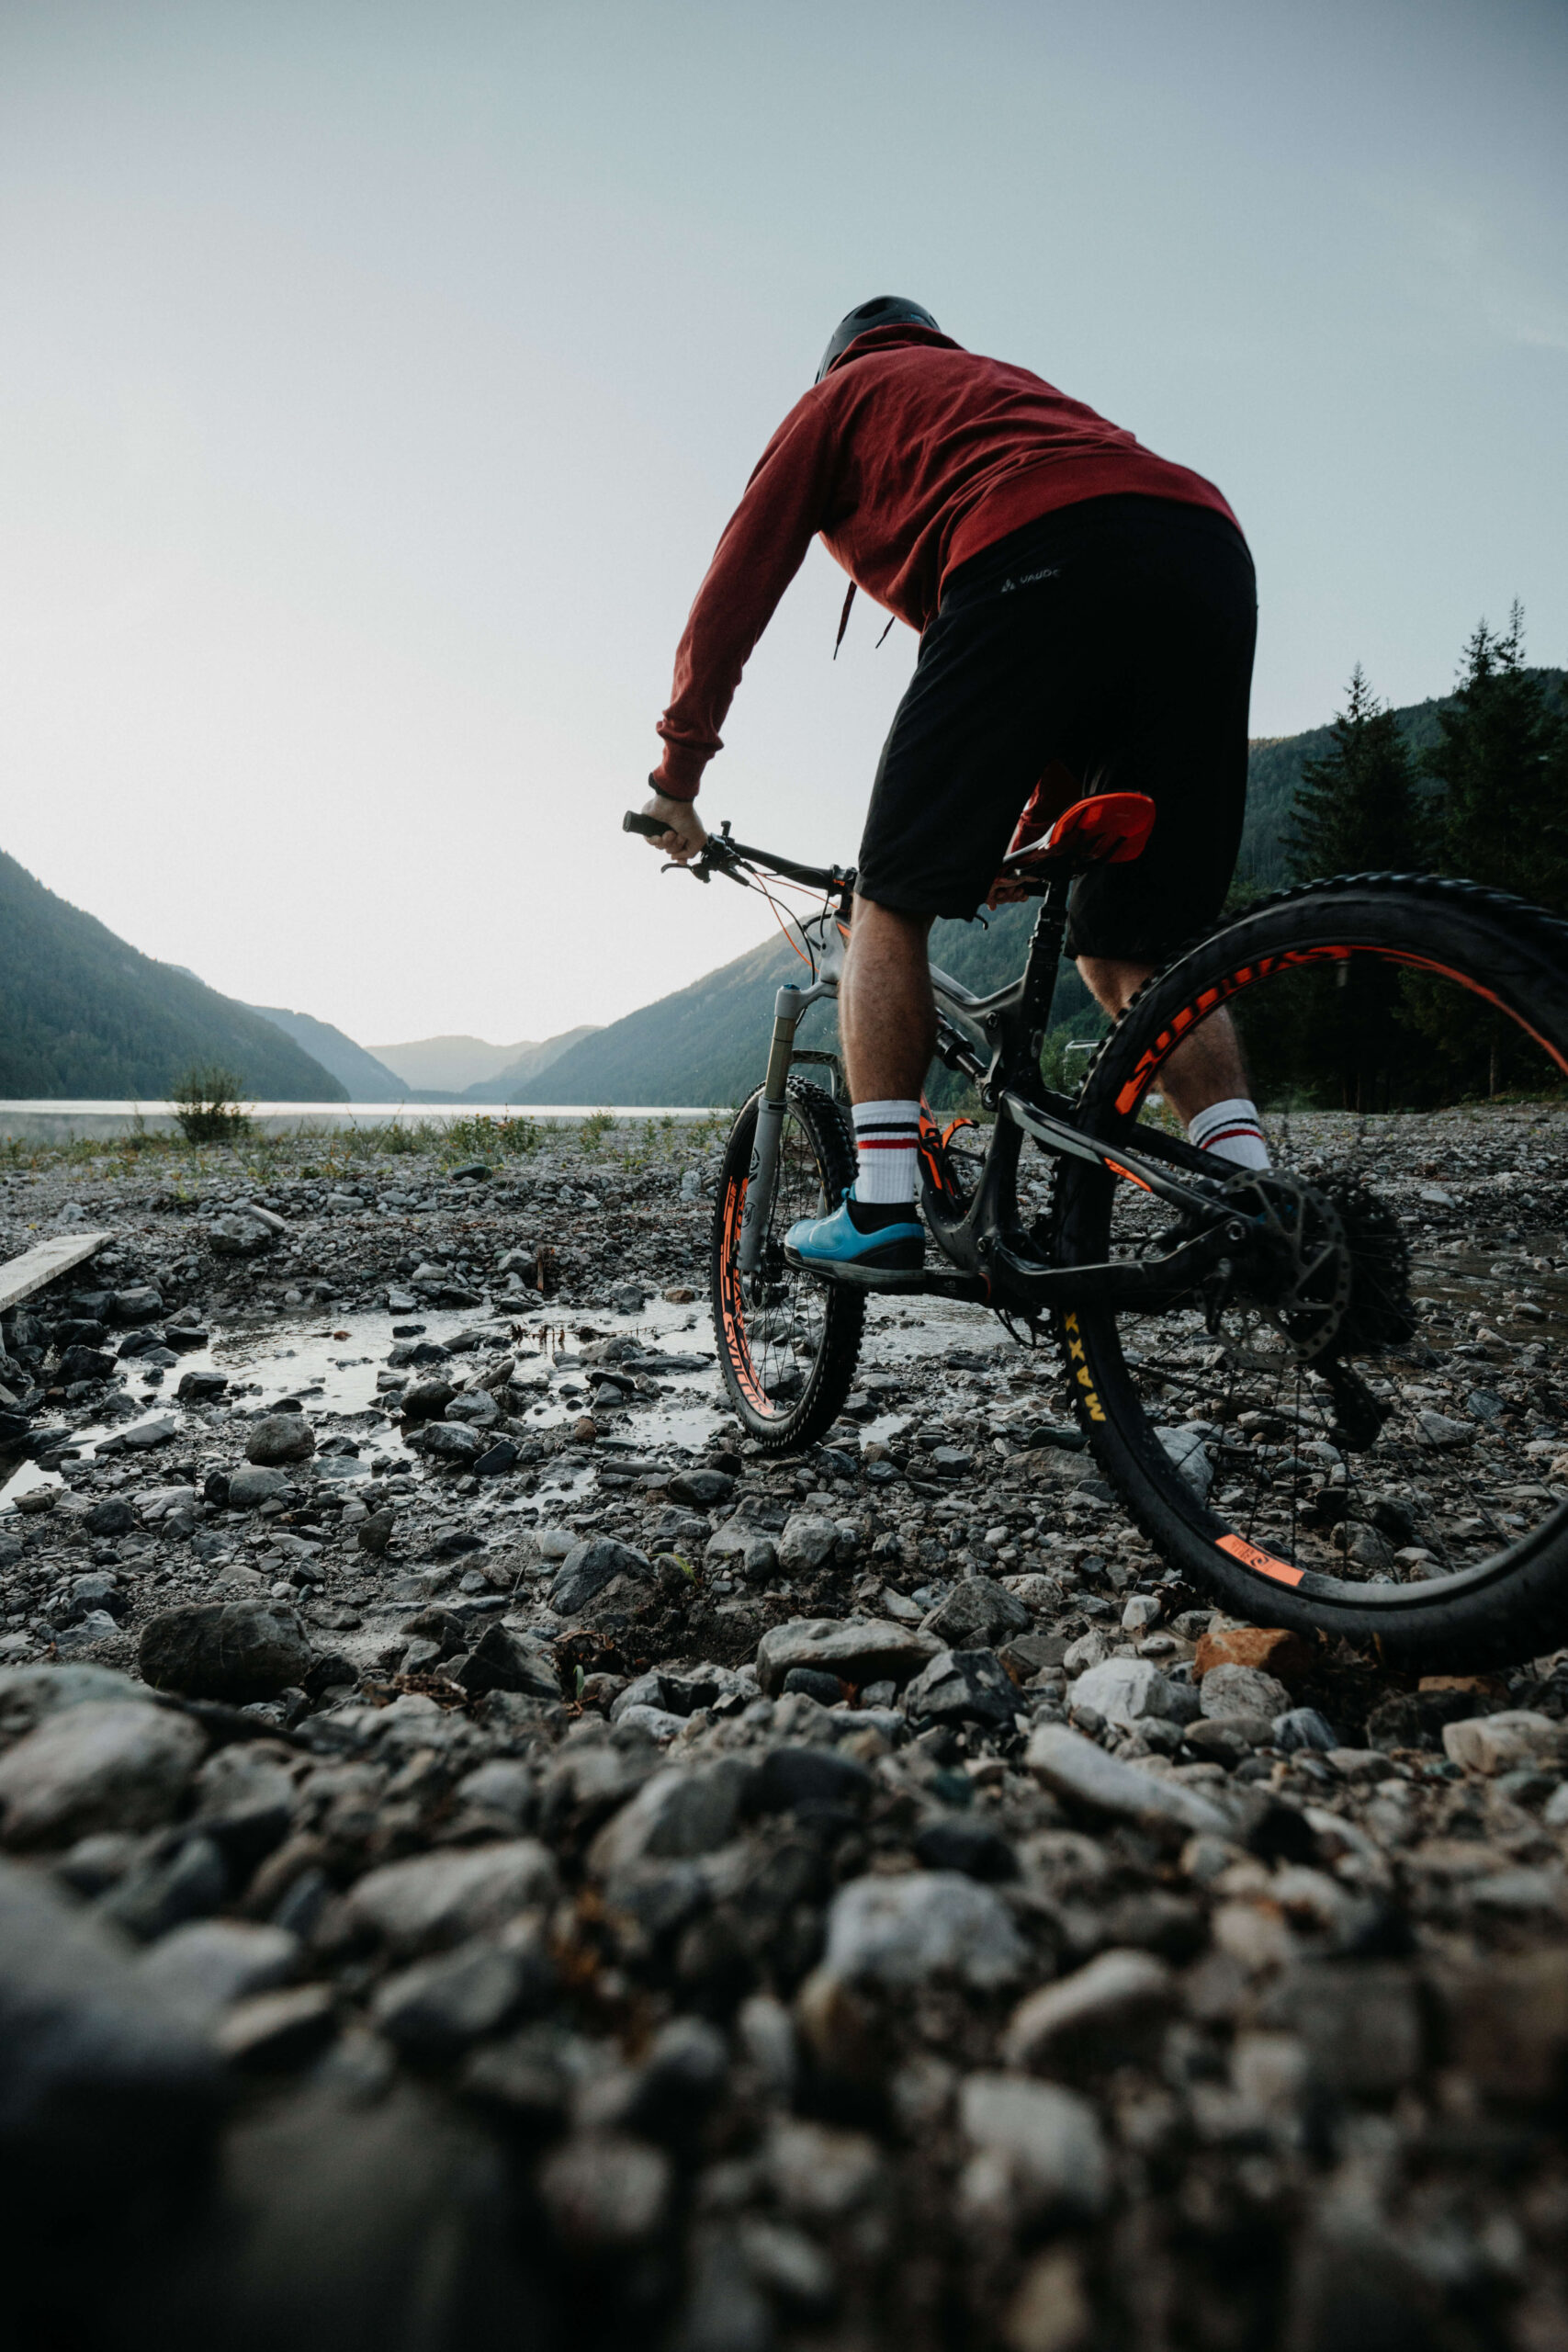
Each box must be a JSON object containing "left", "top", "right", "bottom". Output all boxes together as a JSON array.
[{"left": 0, "top": 1102, "right": 717, "bottom": 1141}]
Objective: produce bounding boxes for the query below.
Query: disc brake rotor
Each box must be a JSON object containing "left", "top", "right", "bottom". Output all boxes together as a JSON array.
[{"left": 1208, "top": 1170, "right": 1352, "bottom": 1371}]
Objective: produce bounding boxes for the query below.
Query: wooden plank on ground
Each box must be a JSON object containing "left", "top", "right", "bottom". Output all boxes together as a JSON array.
[{"left": 0, "top": 1231, "right": 114, "bottom": 1315}]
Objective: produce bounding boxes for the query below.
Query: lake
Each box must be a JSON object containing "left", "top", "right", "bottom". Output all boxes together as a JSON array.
[{"left": 0, "top": 1102, "right": 719, "bottom": 1141}]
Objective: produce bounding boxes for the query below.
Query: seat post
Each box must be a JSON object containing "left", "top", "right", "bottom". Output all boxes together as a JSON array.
[{"left": 1021, "top": 881, "right": 1072, "bottom": 1035}]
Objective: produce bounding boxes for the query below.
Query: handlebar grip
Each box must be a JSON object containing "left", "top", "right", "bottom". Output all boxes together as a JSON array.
[{"left": 622, "top": 809, "right": 670, "bottom": 839}]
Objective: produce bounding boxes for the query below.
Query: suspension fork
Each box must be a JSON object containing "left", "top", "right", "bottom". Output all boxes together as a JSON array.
[{"left": 739, "top": 984, "right": 803, "bottom": 1276}]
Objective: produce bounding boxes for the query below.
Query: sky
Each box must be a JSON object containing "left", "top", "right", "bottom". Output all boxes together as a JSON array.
[{"left": 1, "top": 0, "right": 1564, "bottom": 1054}]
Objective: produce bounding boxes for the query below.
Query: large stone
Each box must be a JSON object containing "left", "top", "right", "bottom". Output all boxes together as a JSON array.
[
  {"left": 445, "top": 1389, "right": 500, "bottom": 1429},
  {"left": 109, "top": 1285, "right": 164, "bottom": 1325},
  {"left": 0, "top": 1663, "right": 153, "bottom": 1747},
  {"left": 668, "top": 1469, "right": 734, "bottom": 1510},
  {"left": 705, "top": 1521, "right": 778, "bottom": 1581},
  {"left": 191, "top": 1743, "right": 297, "bottom": 1865},
  {"left": 589, "top": 1761, "right": 753, "bottom": 1878},
  {"left": 1002, "top": 1949, "right": 1174, "bottom": 2071},
  {"left": 1026, "top": 1724, "right": 1230, "bottom": 1840},
  {"left": 401, "top": 1376, "right": 457, "bottom": 1420},
  {"left": 1200, "top": 1661, "right": 1292, "bottom": 1722},
  {"left": 100, "top": 1414, "right": 177, "bottom": 1454},
  {"left": 408, "top": 1421, "right": 486, "bottom": 1464},
  {"left": 245, "top": 1414, "right": 317, "bottom": 1467},
  {"left": 371, "top": 1936, "right": 536, "bottom": 2057},
  {"left": 823, "top": 1870, "right": 1029, "bottom": 1990},
  {"left": 920, "top": 1576, "right": 1032, "bottom": 1649},
  {"left": 1192, "top": 1623, "right": 1315, "bottom": 1683},
  {"left": 778, "top": 1514, "right": 838, "bottom": 1574},
  {"left": 547, "top": 1537, "right": 653, "bottom": 1618},
  {"left": 751, "top": 1747, "right": 873, "bottom": 1816},
  {"left": 209, "top": 1215, "right": 273, "bottom": 1257},
  {"left": 755, "top": 1617, "right": 940, "bottom": 1697},
  {"left": 136, "top": 1920, "right": 300, "bottom": 2019},
  {"left": 140, "top": 1600, "right": 314, "bottom": 1704},
  {"left": 1156, "top": 1425, "right": 1213, "bottom": 1500},
  {"left": 959, "top": 2073, "right": 1110, "bottom": 2219},
  {"left": 0, "top": 1856, "right": 224, "bottom": 2229},
  {"left": 1067, "top": 1657, "right": 1180, "bottom": 1728},
  {"left": 449, "top": 1623, "right": 560, "bottom": 1704},
  {"left": 1443, "top": 1710, "right": 1564, "bottom": 1776},
  {"left": 347, "top": 1840, "right": 558, "bottom": 1954},
  {"left": 84, "top": 1498, "right": 137, "bottom": 1537},
  {"left": 1416, "top": 1409, "right": 1473, "bottom": 1449},
  {"left": 226, "top": 1464, "right": 291, "bottom": 1508},
  {"left": 903, "top": 1646, "right": 1021, "bottom": 1730},
  {"left": 0, "top": 1701, "right": 206, "bottom": 1847}
]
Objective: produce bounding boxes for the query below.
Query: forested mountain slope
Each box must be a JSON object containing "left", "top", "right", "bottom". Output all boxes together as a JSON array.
[{"left": 0, "top": 851, "right": 345, "bottom": 1101}]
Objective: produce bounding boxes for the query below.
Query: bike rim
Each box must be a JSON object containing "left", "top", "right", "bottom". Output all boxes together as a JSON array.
[
  {"left": 1077, "top": 932, "right": 1568, "bottom": 1614},
  {"left": 717, "top": 1105, "right": 834, "bottom": 1423}
]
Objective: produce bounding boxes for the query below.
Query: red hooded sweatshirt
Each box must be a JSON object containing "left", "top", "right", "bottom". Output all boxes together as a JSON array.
[{"left": 652, "top": 323, "right": 1239, "bottom": 800}]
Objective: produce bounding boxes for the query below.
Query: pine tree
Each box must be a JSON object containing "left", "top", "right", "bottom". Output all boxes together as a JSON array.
[
  {"left": 1407, "top": 605, "right": 1568, "bottom": 1095},
  {"left": 1425, "top": 604, "right": 1567, "bottom": 909},
  {"left": 1257, "top": 667, "right": 1427, "bottom": 1111},
  {"left": 1286, "top": 664, "right": 1424, "bottom": 882}
]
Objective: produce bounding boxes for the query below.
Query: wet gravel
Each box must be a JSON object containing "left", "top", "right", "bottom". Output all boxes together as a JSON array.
[{"left": 2, "top": 1111, "right": 1568, "bottom": 2352}]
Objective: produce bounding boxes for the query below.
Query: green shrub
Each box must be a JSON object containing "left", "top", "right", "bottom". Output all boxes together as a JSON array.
[
  {"left": 170, "top": 1065, "right": 252, "bottom": 1144},
  {"left": 439, "top": 1113, "right": 544, "bottom": 1166}
]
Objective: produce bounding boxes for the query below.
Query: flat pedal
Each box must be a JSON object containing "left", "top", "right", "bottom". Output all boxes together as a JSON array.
[
  {"left": 784, "top": 1248, "right": 928, "bottom": 1292},
  {"left": 784, "top": 1250, "right": 989, "bottom": 1302}
]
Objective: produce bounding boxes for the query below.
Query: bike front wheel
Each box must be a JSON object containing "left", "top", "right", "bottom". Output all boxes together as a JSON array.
[
  {"left": 712, "top": 1080, "right": 864, "bottom": 1451},
  {"left": 1051, "top": 874, "right": 1568, "bottom": 1671}
]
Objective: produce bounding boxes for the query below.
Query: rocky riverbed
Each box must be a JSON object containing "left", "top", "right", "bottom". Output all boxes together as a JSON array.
[{"left": 3, "top": 1108, "right": 1568, "bottom": 2352}]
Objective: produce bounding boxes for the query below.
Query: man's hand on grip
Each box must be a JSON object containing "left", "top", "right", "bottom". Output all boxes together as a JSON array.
[{"left": 640, "top": 791, "right": 707, "bottom": 864}]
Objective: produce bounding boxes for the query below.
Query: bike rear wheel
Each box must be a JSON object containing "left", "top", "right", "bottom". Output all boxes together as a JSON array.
[
  {"left": 1051, "top": 875, "right": 1568, "bottom": 1670},
  {"left": 712, "top": 1080, "right": 864, "bottom": 1451}
]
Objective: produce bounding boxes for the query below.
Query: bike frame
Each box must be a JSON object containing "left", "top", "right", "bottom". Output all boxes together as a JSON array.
[{"left": 708, "top": 829, "right": 1256, "bottom": 1320}]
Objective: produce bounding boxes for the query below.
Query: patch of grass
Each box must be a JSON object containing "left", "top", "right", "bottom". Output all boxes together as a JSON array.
[
  {"left": 578, "top": 1110, "right": 615, "bottom": 1154},
  {"left": 171, "top": 1066, "right": 253, "bottom": 1145},
  {"left": 438, "top": 1114, "right": 546, "bottom": 1167}
]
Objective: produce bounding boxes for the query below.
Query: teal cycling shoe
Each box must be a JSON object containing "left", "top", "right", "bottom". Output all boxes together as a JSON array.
[{"left": 784, "top": 1192, "right": 925, "bottom": 1281}]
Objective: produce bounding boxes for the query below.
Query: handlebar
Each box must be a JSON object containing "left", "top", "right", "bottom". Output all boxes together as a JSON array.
[{"left": 622, "top": 808, "right": 851, "bottom": 899}]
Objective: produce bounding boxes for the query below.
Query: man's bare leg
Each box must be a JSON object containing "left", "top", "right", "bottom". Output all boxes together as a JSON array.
[
  {"left": 1077, "top": 954, "right": 1252, "bottom": 1129},
  {"left": 840, "top": 898, "right": 935, "bottom": 1102}
]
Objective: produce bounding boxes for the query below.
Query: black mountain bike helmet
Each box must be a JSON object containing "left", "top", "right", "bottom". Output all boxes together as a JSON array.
[{"left": 816, "top": 296, "right": 940, "bottom": 383}]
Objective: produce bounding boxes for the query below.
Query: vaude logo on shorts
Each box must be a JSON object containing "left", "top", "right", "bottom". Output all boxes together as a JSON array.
[{"left": 999, "top": 565, "right": 1060, "bottom": 593}]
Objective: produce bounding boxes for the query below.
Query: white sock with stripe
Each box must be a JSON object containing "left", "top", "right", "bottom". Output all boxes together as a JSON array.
[
  {"left": 1188, "top": 1096, "right": 1270, "bottom": 1170},
  {"left": 852, "top": 1098, "right": 921, "bottom": 1204}
]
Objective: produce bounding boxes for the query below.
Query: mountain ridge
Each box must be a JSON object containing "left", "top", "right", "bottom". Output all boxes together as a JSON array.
[
  {"left": 247, "top": 1007, "right": 409, "bottom": 1102},
  {"left": 0, "top": 851, "right": 346, "bottom": 1102}
]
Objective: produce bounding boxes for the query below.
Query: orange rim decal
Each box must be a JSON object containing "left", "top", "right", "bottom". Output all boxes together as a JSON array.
[
  {"left": 1112, "top": 941, "right": 1566, "bottom": 1118},
  {"left": 717, "top": 1177, "right": 767, "bottom": 1410},
  {"left": 1217, "top": 1532, "right": 1303, "bottom": 1587}
]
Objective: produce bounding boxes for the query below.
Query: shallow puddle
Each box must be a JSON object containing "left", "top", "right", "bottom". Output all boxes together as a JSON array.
[{"left": 1, "top": 1294, "right": 734, "bottom": 1513}]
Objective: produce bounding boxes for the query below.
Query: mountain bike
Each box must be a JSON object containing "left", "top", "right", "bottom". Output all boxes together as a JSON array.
[{"left": 625, "top": 801, "right": 1568, "bottom": 1669}]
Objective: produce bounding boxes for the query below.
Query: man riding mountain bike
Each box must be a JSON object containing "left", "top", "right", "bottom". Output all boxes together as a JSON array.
[{"left": 640, "top": 296, "right": 1262, "bottom": 1276}]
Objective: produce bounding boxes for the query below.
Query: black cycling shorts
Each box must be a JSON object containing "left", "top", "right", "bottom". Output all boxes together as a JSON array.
[{"left": 854, "top": 493, "right": 1257, "bottom": 964}]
